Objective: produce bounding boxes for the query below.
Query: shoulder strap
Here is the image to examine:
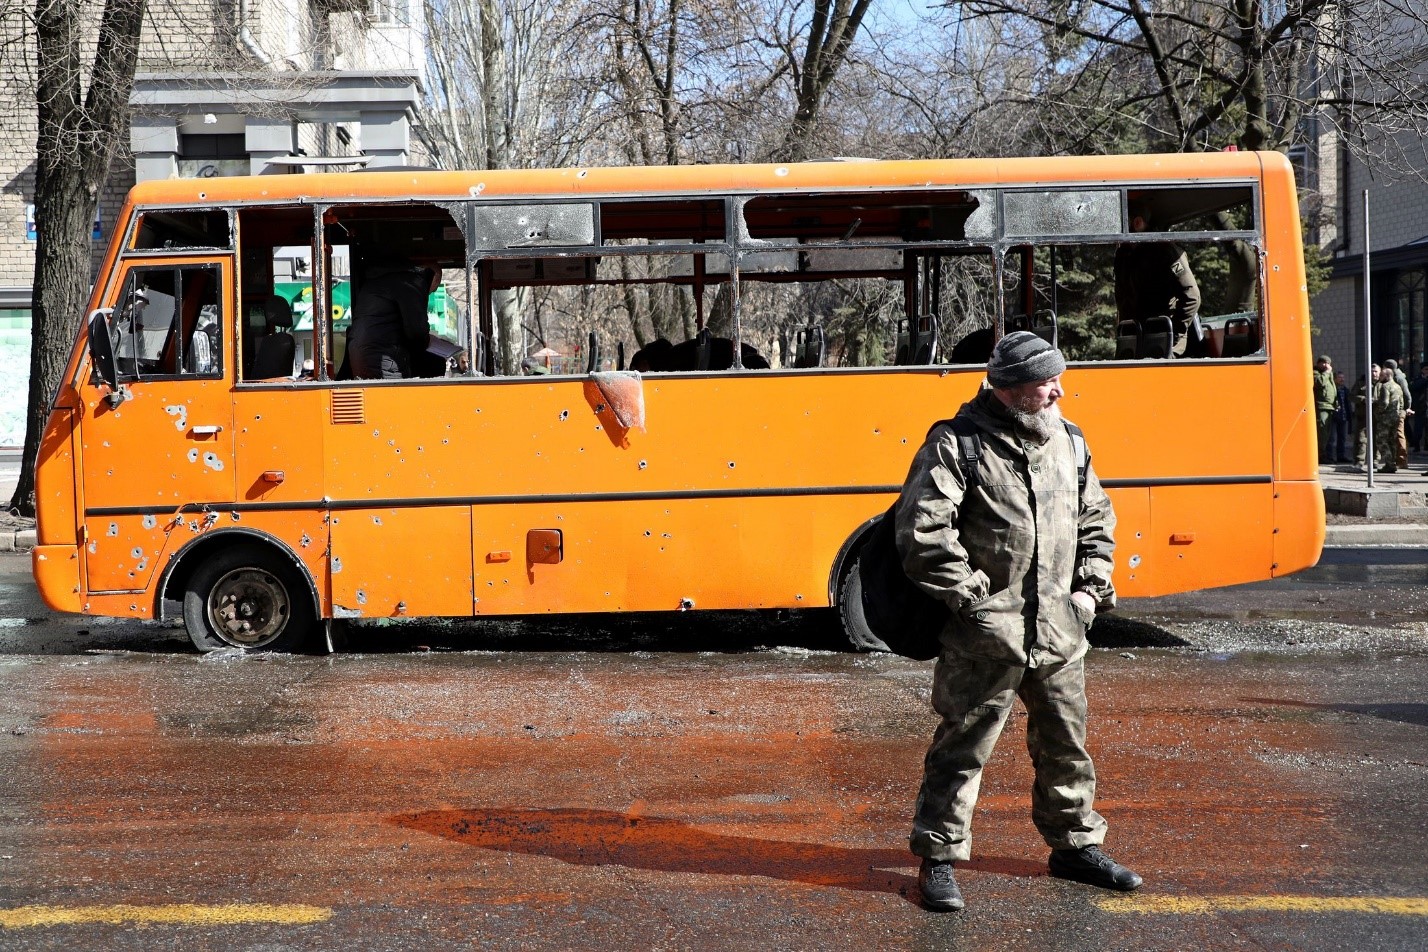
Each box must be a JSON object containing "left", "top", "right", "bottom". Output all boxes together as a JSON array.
[
  {"left": 944, "top": 416, "right": 983, "bottom": 491},
  {"left": 1062, "top": 420, "right": 1089, "bottom": 493}
]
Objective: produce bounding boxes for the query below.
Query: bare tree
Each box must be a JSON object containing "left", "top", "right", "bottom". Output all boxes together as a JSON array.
[
  {"left": 9, "top": 0, "right": 146, "bottom": 516},
  {"left": 418, "top": 0, "right": 604, "bottom": 371},
  {"left": 948, "top": 1, "right": 1428, "bottom": 166}
]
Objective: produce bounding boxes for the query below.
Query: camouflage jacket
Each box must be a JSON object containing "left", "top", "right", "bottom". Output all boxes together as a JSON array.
[{"left": 894, "top": 389, "right": 1117, "bottom": 668}]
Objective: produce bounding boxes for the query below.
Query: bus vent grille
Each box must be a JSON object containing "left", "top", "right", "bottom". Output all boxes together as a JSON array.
[{"left": 330, "top": 390, "right": 365, "bottom": 425}]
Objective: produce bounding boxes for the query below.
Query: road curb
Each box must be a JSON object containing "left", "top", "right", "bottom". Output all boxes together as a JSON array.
[
  {"left": 1324, "top": 524, "right": 1426, "bottom": 546},
  {"left": 0, "top": 529, "right": 36, "bottom": 552}
]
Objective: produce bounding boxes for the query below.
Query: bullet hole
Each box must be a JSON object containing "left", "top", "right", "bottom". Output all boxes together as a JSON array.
[
  {"left": 728, "top": 461, "right": 736, "bottom": 469},
  {"left": 902, "top": 438, "right": 908, "bottom": 444},
  {"left": 356, "top": 590, "right": 367, "bottom": 605},
  {"left": 107, "top": 523, "right": 118, "bottom": 537},
  {"left": 644, "top": 530, "right": 652, "bottom": 537},
  {"left": 1129, "top": 554, "right": 1142, "bottom": 568},
  {"left": 638, "top": 460, "right": 647, "bottom": 469},
  {"left": 373, "top": 430, "right": 381, "bottom": 438},
  {"left": 372, "top": 516, "right": 383, "bottom": 525},
  {"left": 679, "top": 597, "right": 695, "bottom": 610},
  {"left": 559, "top": 410, "right": 570, "bottom": 421},
  {"left": 873, "top": 428, "right": 880, "bottom": 434},
  {"left": 595, "top": 403, "right": 607, "bottom": 413},
  {"left": 142, "top": 515, "right": 156, "bottom": 529},
  {"left": 131, "top": 547, "right": 143, "bottom": 558},
  {"left": 203, "top": 452, "right": 224, "bottom": 471},
  {"left": 300, "top": 534, "right": 311, "bottom": 548},
  {"left": 230, "top": 512, "right": 240, "bottom": 521},
  {"left": 188, "top": 449, "right": 199, "bottom": 463},
  {"left": 332, "top": 557, "right": 343, "bottom": 573}
]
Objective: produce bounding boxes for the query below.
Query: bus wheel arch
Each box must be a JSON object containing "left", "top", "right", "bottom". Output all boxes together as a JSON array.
[
  {"left": 829, "top": 515, "right": 892, "bottom": 654},
  {"left": 158, "top": 530, "right": 320, "bottom": 653}
]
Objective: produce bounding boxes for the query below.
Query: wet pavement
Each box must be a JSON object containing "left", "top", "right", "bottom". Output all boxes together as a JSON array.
[{"left": 0, "top": 550, "right": 1425, "bottom": 950}]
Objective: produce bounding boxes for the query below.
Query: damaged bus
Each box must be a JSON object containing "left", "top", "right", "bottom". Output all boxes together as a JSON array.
[{"left": 31, "top": 152, "right": 1323, "bottom": 652}]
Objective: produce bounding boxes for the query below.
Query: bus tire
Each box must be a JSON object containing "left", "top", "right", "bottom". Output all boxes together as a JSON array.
[
  {"left": 182, "top": 544, "right": 316, "bottom": 653},
  {"left": 837, "top": 558, "right": 891, "bottom": 653}
]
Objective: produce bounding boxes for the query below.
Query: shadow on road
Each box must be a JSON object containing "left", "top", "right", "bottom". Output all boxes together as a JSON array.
[
  {"left": 392, "top": 806, "right": 1047, "bottom": 903},
  {"left": 1087, "top": 613, "right": 1192, "bottom": 649},
  {"left": 1244, "top": 696, "right": 1428, "bottom": 728}
]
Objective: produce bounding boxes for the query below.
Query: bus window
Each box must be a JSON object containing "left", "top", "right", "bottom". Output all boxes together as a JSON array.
[
  {"left": 326, "top": 203, "right": 471, "bottom": 381},
  {"left": 131, "top": 209, "right": 232, "bottom": 251},
  {"left": 1016, "top": 237, "right": 1261, "bottom": 361},
  {"left": 237, "top": 206, "right": 313, "bottom": 382},
  {"left": 111, "top": 265, "right": 223, "bottom": 379}
]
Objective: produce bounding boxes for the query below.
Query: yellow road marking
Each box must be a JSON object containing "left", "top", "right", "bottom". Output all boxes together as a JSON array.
[
  {"left": 1097, "top": 895, "right": 1428, "bottom": 916},
  {"left": 0, "top": 903, "right": 332, "bottom": 929}
]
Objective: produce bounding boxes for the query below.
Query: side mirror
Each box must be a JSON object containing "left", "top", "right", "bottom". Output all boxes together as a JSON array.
[
  {"left": 86, "top": 309, "right": 128, "bottom": 407},
  {"left": 87, "top": 310, "right": 117, "bottom": 389}
]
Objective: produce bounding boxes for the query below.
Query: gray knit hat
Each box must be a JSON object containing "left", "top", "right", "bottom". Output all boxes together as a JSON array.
[{"left": 987, "top": 331, "right": 1066, "bottom": 388}]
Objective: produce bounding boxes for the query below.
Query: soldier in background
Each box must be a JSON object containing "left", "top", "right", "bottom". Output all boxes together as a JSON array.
[
  {"left": 1384, "top": 358, "right": 1412, "bottom": 467},
  {"left": 1114, "top": 203, "right": 1203, "bottom": 357},
  {"left": 1365, "top": 365, "right": 1403, "bottom": 473},
  {"left": 1312, "top": 355, "right": 1336, "bottom": 464}
]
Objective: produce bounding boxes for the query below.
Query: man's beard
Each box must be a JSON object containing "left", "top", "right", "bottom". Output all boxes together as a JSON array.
[{"left": 1008, "top": 399, "right": 1062, "bottom": 443}]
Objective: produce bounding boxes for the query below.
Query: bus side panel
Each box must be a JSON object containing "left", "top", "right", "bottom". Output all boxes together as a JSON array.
[
  {"left": 1260, "top": 151, "right": 1319, "bottom": 487},
  {"left": 470, "top": 496, "right": 869, "bottom": 615},
  {"left": 1148, "top": 484, "right": 1275, "bottom": 594},
  {"left": 330, "top": 507, "right": 474, "bottom": 619},
  {"left": 32, "top": 545, "right": 83, "bottom": 614},
  {"left": 35, "top": 407, "right": 78, "bottom": 546},
  {"left": 85, "top": 514, "right": 169, "bottom": 593},
  {"left": 1273, "top": 480, "right": 1326, "bottom": 578},
  {"left": 1104, "top": 488, "right": 1151, "bottom": 595}
]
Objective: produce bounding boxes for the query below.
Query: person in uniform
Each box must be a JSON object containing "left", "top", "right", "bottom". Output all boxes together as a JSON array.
[
  {"left": 896, "top": 331, "right": 1140, "bottom": 912},
  {"left": 1374, "top": 364, "right": 1404, "bottom": 473},
  {"left": 1114, "top": 204, "right": 1202, "bottom": 357},
  {"left": 347, "top": 261, "right": 439, "bottom": 380},
  {"left": 1313, "top": 355, "right": 1337, "bottom": 464}
]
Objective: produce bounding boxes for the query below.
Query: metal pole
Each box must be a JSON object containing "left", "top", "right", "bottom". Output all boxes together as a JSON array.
[{"left": 1363, "top": 189, "right": 1374, "bottom": 488}]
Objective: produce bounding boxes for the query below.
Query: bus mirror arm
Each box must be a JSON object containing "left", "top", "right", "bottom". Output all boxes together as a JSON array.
[{"left": 85, "top": 308, "right": 130, "bottom": 408}]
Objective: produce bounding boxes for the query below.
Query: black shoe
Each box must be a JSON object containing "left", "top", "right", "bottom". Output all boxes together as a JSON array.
[
  {"left": 1048, "top": 845, "right": 1143, "bottom": 891},
  {"left": 918, "top": 858, "right": 965, "bottom": 911}
]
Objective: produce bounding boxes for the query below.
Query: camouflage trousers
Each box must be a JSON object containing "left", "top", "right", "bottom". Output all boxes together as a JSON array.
[
  {"left": 1356, "top": 421, "right": 1401, "bottom": 470},
  {"left": 909, "top": 653, "right": 1108, "bottom": 862}
]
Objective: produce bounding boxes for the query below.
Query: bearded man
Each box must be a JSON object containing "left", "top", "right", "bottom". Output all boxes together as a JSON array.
[{"left": 894, "top": 331, "right": 1140, "bottom": 911}]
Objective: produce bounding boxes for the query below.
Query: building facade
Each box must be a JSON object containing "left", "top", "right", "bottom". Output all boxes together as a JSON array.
[{"left": 0, "top": 0, "right": 426, "bottom": 445}]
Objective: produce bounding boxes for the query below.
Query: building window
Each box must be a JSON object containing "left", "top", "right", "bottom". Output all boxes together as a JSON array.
[{"left": 1390, "top": 269, "right": 1426, "bottom": 371}]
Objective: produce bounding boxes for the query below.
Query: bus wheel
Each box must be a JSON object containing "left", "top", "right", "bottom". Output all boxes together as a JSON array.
[
  {"left": 837, "top": 558, "right": 891, "bottom": 653},
  {"left": 182, "top": 545, "right": 315, "bottom": 653}
]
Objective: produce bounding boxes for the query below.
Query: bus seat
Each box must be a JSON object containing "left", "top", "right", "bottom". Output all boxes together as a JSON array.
[
  {"left": 1115, "top": 321, "right": 1139, "bottom": 359},
  {"left": 585, "top": 331, "right": 601, "bottom": 373},
  {"left": 794, "top": 325, "right": 826, "bottom": 368},
  {"left": 895, "top": 315, "right": 938, "bottom": 365},
  {"left": 472, "top": 330, "right": 488, "bottom": 376},
  {"left": 694, "top": 327, "right": 712, "bottom": 370},
  {"left": 1139, "top": 315, "right": 1174, "bottom": 359},
  {"left": 914, "top": 314, "right": 939, "bottom": 364},
  {"left": 248, "top": 296, "right": 295, "bottom": 379},
  {"left": 1221, "top": 316, "right": 1258, "bottom": 357},
  {"left": 1030, "top": 309, "right": 1057, "bottom": 346}
]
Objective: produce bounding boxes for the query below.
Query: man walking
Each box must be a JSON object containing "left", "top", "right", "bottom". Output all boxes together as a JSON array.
[
  {"left": 896, "top": 331, "right": 1139, "bottom": 912},
  {"left": 1313, "top": 355, "right": 1336, "bottom": 465}
]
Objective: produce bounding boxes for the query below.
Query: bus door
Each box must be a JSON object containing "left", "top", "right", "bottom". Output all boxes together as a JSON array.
[{"left": 79, "top": 258, "right": 235, "bottom": 593}]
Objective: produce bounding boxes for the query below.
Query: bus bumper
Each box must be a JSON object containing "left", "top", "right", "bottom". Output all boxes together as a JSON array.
[{"left": 32, "top": 544, "right": 83, "bottom": 614}]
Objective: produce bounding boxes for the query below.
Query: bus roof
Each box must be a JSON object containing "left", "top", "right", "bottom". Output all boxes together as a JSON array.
[{"left": 125, "top": 151, "right": 1279, "bottom": 207}]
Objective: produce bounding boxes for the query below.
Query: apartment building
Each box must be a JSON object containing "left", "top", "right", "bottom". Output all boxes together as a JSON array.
[{"left": 0, "top": 0, "right": 426, "bottom": 444}]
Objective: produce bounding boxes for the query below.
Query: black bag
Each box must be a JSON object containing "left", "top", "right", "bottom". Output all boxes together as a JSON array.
[{"left": 856, "top": 416, "right": 1088, "bottom": 660}]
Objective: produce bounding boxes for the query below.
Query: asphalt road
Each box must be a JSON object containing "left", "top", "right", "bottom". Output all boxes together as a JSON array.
[{"left": 0, "top": 550, "right": 1424, "bottom": 951}]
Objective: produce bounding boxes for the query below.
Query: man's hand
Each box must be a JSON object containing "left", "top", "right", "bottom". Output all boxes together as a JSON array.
[{"left": 1070, "top": 590, "right": 1096, "bottom": 616}]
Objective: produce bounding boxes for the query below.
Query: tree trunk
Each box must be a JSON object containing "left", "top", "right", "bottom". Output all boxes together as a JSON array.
[{"left": 13, "top": 0, "right": 147, "bottom": 516}]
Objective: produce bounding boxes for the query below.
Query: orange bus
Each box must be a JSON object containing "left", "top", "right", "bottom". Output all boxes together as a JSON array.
[{"left": 31, "top": 152, "right": 1323, "bottom": 652}]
